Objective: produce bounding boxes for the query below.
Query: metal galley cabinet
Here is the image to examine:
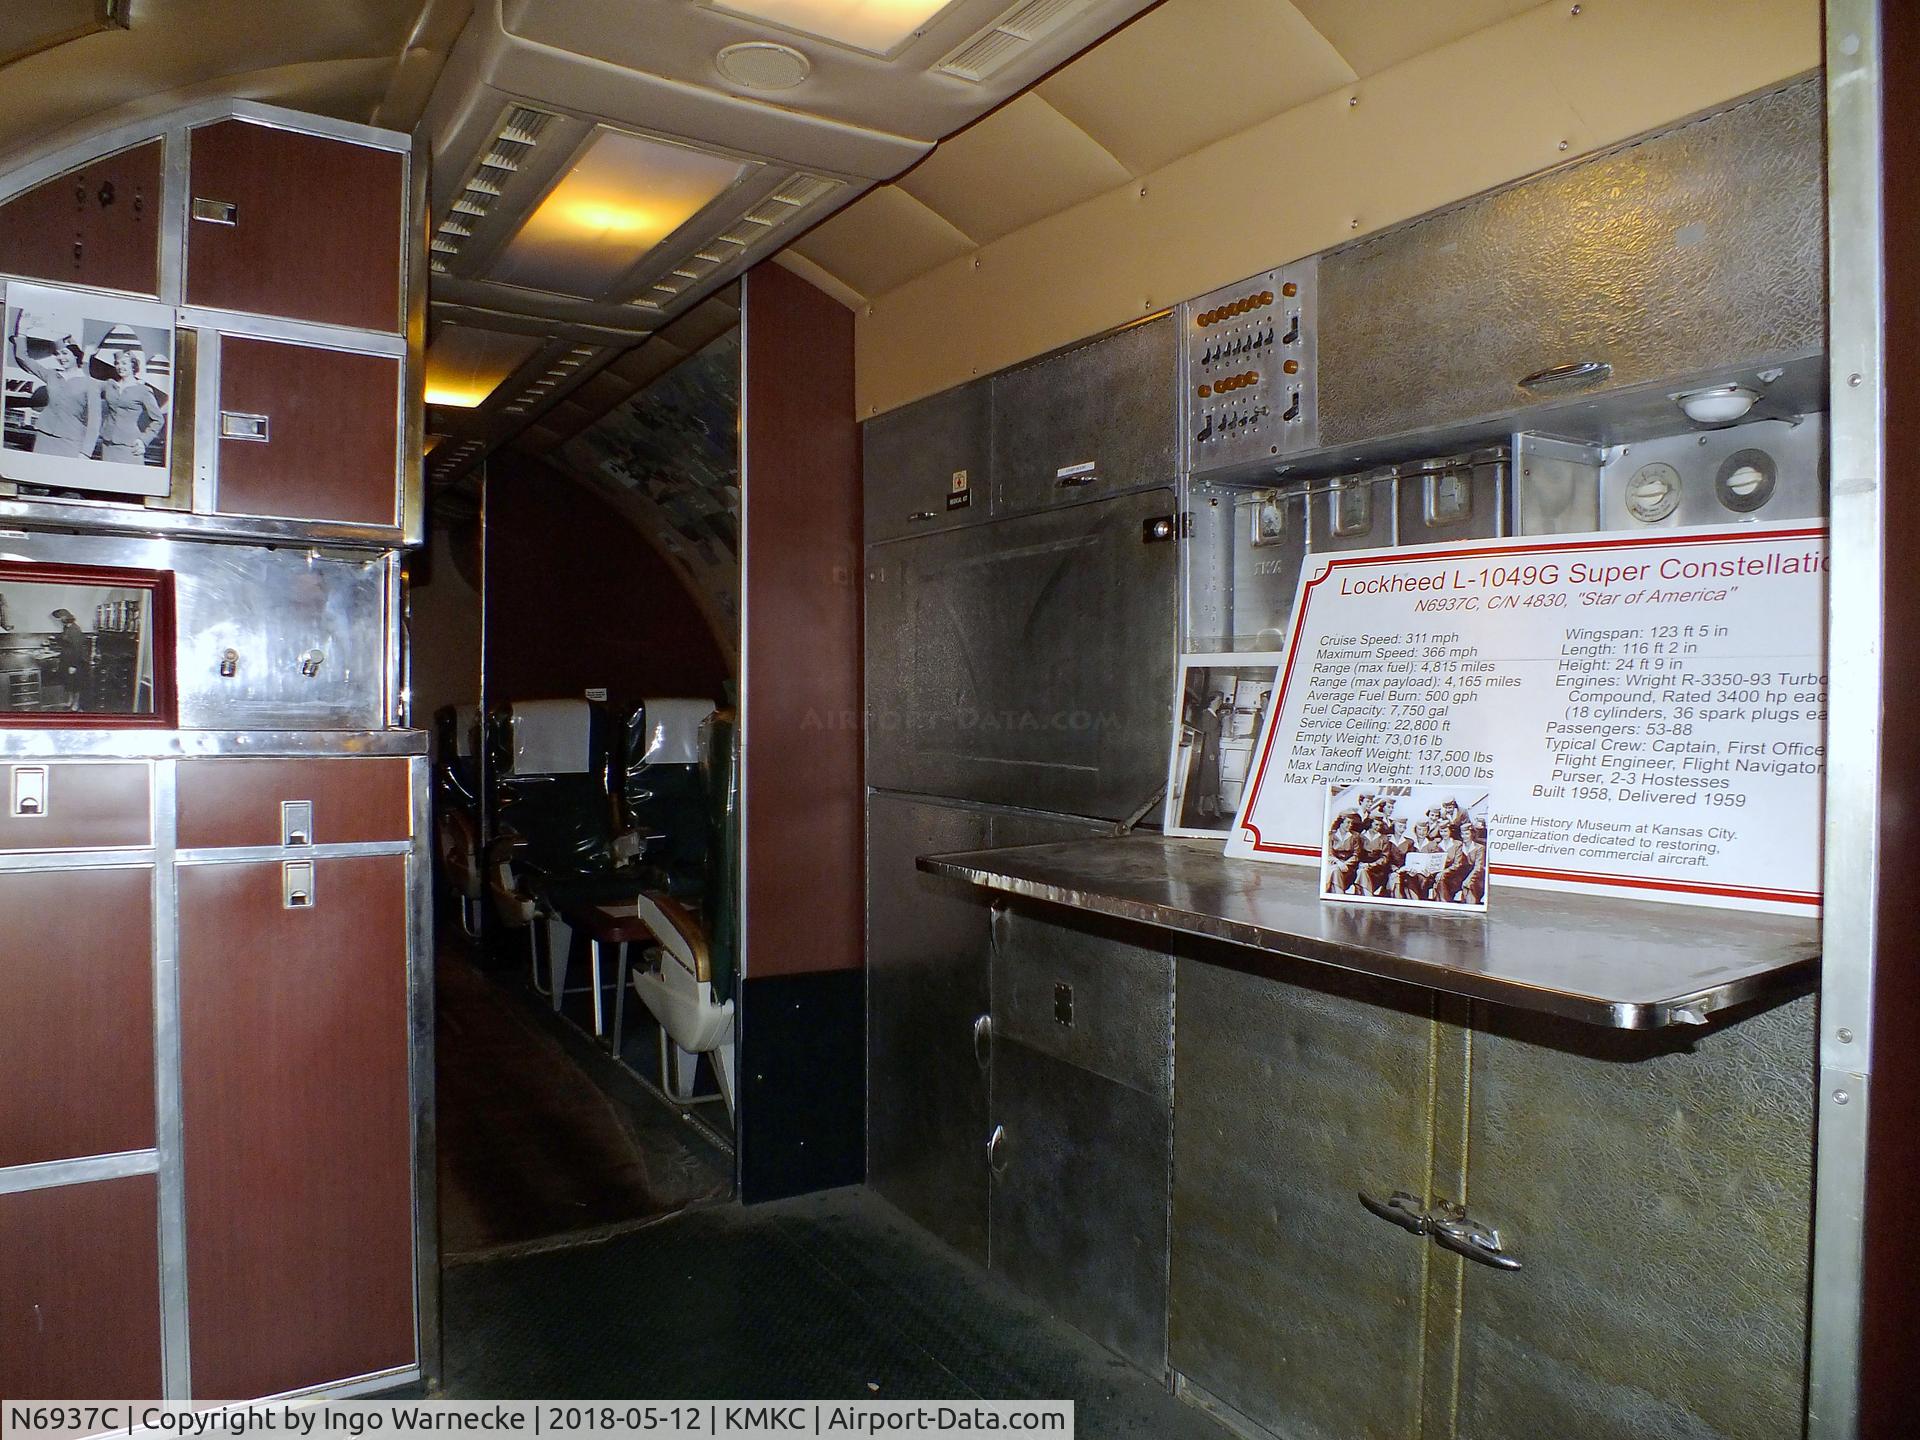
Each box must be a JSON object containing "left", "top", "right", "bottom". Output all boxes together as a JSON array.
[{"left": 0, "top": 100, "right": 432, "bottom": 1403}]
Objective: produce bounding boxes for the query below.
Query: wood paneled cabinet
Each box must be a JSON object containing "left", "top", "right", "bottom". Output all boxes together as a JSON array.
[
  {"left": 0, "top": 754, "right": 423, "bottom": 1404},
  {"left": 0, "top": 139, "right": 164, "bottom": 296}
]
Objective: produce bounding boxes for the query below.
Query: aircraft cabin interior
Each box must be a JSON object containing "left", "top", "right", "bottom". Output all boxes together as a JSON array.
[{"left": 1, "top": 1, "right": 1916, "bottom": 1437}]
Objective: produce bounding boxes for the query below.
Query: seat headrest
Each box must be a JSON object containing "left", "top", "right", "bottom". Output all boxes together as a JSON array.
[
  {"left": 633, "top": 698, "right": 717, "bottom": 767},
  {"left": 509, "top": 699, "right": 595, "bottom": 775}
]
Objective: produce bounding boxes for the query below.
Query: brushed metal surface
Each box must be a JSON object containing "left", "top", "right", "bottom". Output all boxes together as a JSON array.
[
  {"left": 991, "top": 906, "right": 1172, "bottom": 1104},
  {"left": 990, "top": 316, "right": 1177, "bottom": 516},
  {"left": 0, "top": 530, "right": 392, "bottom": 730},
  {"left": 1169, "top": 950, "right": 1434, "bottom": 1440},
  {"left": 1308, "top": 471, "right": 1396, "bottom": 553},
  {"left": 1454, "top": 993, "right": 1815, "bottom": 1439},
  {"left": 865, "top": 490, "right": 1176, "bottom": 820},
  {"left": 1319, "top": 79, "right": 1825, "bottom": 447},
  {"left": 1187, "top": 484, "right": 1308, "bottom": 653},
  {"left": 1597, "top": 412, "right": 1827, "bottom": 530},
  {"left": 921, "top": 836, "right": 1818, "bottom": 1028},
  {"left": 1181, "top": 259, "right": 1320, "bottom": 474},
  {"left": 990, "top": 1038, "right": 1170, "bottom": 1380},
  {"left": 864, "top": 380, "right": 992, "bottom": 544},
  {"left": 1394, "top": 448, "right": 1510, "bottom": 547},
  {"left": 866, "top": 792, "right": 994, "bottom": 1264}
]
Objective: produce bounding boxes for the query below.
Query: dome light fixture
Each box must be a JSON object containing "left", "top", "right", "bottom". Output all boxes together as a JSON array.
[
  {"left": 1677, "top": 384, "right": 1760, "bottom": 425},
  {"left": 715, "top": 41, "right": 812, "bottom": 90}
]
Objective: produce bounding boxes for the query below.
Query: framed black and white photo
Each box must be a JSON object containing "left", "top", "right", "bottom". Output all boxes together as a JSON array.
[
  {"left": 0, "top": 561, "right": 175, "bottom": 726},
  {"left": 1165, "top": 653, "right": 1281, "bottom": 838},
  {"left": 1321, "top": 782, "right": 1490, "bottom": 912},
  {"left": 2, "top": 280, "right": 175, "bottom": 498}
]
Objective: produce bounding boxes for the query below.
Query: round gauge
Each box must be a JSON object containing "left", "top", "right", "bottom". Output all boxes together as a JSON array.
[
  {"left": 1714, "top": 447, "right": 1778, "bottom": 513},
  {"left": 1624, "top": 462, "right": 1683, "bottom": 523}
]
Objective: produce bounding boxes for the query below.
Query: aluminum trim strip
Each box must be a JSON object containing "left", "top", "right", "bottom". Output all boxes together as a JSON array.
[
  {"left": 0, "top": 1149, "right": 159, "bottom": 1195},
  {"left": 175, "top": 841, "right": 413, "bottom": 865},
  {"left": 175, "top": 309, "right": 408, "bottom": 357},
  {"left": 921, "top": 836, "right": 1819, "bottom": 1030},
  {"left": 0, "top": 496, "right": 405, "bottom": 548},
  {"left": 0, "top": 850, "right": 154, "bottom": 869},
  {"left": 0, "top": 731, "right": 428, "bottom": 760},
  {"left": 151, "top": 759, "right": 190, "bottom": 1399},
  {"left": 406, "top": 755, "right": 440, "bottom": 1387}
]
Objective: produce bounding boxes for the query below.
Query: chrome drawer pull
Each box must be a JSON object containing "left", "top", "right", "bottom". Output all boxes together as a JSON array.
[
  {"left": 1358, "top": 1190, "right": 1430, "bottom": 1235},
  {"left": 1430, "top": 1205, "right": 1523, "bottom": 1271},
  {"left": 1517, "top": 360, "right": 1611, "bottom": 391}
]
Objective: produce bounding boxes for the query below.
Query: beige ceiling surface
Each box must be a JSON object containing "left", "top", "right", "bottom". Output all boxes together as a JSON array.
[
  {"left": 0, "top": 0, "right": 465, "bottom": 165},
  {"left": 783, "top": 0, "right": 1551, "bottom": 305}
]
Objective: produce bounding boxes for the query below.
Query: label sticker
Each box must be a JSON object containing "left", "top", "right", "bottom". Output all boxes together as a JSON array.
[{"left": 947, "top": 468, "right": 971, "bottom": 510}]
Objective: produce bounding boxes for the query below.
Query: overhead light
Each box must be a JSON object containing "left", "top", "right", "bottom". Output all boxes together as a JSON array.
[
  {"left": 1677, "top": 385, "right": 1760, "bottom": 425},
  {"left": 424, "top": 326, "right": 545, "bottom": 409},
  {"left": 715, "top": 41, "right": 812, "bottom": 89},
  {"left": 491, "top": 128, "right": 749, "bottom": 299},
  {"left": 706, "top": 0, "right": 957, "bottom": 56}
]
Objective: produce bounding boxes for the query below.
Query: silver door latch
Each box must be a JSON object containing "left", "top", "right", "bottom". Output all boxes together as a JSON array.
[
  {"left": 10, "top": 766, "right": 47, "bottom": 818},
  {"left": 1358, "top": 1191, "right": 1522, "bottom": 1270},
  {"left": 282, "top": 859, "right": 315, "bottom": 909}
]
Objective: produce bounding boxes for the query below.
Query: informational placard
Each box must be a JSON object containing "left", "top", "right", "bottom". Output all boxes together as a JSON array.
[{"left": 1226, "top": 522, "right": 1827, "bottom": 913}]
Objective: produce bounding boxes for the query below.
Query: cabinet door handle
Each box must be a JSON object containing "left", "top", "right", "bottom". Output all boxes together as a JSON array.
[
  {"left": 1517, "top": 360, "right": 1611, "bottom": 391},
  {"left": 972, "top": 1014, "right": 992, "bottom": 1070},
  {"left": 987, "top": 1122, "right": 1009, "bottom": 1175},
  {"left": 1431, "top": 1208, "right": 1523, "bottom": 1271},
  {"left": 1358, "top": 1189, "right": 1430, "bottom": 1235},
  {"left": 191, "top": 197, "right": 238, "bottom": 225}
]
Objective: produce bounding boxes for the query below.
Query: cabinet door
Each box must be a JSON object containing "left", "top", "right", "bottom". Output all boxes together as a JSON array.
[
  {"left": 185, "top": 120, "right": 404, "bottom": 333},
  {"left": 180, "top": 855, "right": 414, "bottom": 1400},
  {"left": 990, "top": 316, "right": 1176, "bottom": 516},
  {"left": 1169, "top": 954, "right": 1435, "bottom": 1440},
  {"left": 863, "top": 381, "right": 990, "bottom": 544},
  {"left": 0, "top": 1177, "right": 163, "bottom": 1399},
  {"left": 176, "top": 756, "right": 410, "bottom": 850},
  {"left": 866, "top": 794, "right": 993, "bottom": 1263},
  {"left": 0, "top": 867, "right": 153, "bottom": 1168},
  {"left": 865, "top": 489, "right": 1176, "bottom": 820},
  {"left": 213, "top": 335, "right": 400, "bottom": 527},
  {"left": 1450, "top": 996, "right": 1814, "bottom": 1440},
  {"left": 0, "top": 140, "right": 163, "bottom": 295}
]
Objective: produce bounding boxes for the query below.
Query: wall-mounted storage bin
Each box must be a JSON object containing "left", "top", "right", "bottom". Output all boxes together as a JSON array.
[
  {"left": 185, "top": 119, "right": 405, "bottom": 334},
  {"left": 1316, "top": 79, "right": 1823, "bottom": 448},
  {"left": 990, "top": 315, "right": 1176, "bottom": 517},
  {"left": 864, "top": 379, "right": 992, "bottom": 544},
  {"left": 0, "top": 139, "right": 164, "bottom": 296}
]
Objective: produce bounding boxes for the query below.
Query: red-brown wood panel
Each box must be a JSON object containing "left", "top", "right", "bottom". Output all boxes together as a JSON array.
[
  {"left": 180, "top": 854, "right": 414, "bottom": 1400},
  {"left": 741, "top": 263, "right": 864, "bottom": 976},
  {"left": 175, "top": 756, "right": 410, "bottom": 850},
  {"left": 0, "top": 867, "right": 153, "bottom": 1167},
  {"left": 0, "top": 140, "right": 164, "bottom": 296},
  {"left": 185, "top": 120, "right": 403, "bottom": 333},
  {"left": 0, "top": 1176, "right": 163, "bottom": 1399},
  {"left": 213, "top": 336, "right": 400, "bottom": 526},
  {"left": 0, "top": 761, "right": 150, "bottom": 851}
]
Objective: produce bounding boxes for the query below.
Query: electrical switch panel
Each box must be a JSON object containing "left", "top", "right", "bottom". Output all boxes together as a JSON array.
[{"left": 1183, "top": 258, "right": 1318, "bottom": 476}]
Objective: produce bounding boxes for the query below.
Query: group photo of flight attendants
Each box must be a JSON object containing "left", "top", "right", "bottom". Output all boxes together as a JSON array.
[
  {"left": 1321, "top": 783, "right": 1490, "bottom": 912},
  {"left": 2, "top": 281, "right": 174, "bottom": 498}
]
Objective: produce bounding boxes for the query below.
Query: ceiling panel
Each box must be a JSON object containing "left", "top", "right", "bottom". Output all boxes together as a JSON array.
[
  {"left": 1289, "top": 0, "right": 1543, "bottom": 79},
  {"left": 896, "top": 92, "right": 1131, "bottom": 247},
  {"left": 1036, "top": 0, "right": 1355, "bottom": 176},
  {"left": 786, "top": 183, "right": 975, "bottom": 296}
]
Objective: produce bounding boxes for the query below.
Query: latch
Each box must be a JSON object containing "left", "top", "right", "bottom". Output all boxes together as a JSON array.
[
  {"left": 1055, "top": 461, "right": 1098, "bottom": 488},
  {"left": 10, "top": 766, "right": 47, "bottom": 818},
  {"left": 191, "top": 197, "right": 238, "bottom": 225},
  {"left": 220, "top": 411, "right": 269, "bottom": 442},
  {"left": 972, "top": 1014, "right": 993, "bottom": 1070},
  {"left": 282, "top": 860, "right": 315, "bottom": 909},
  {"left": 280, "top": 799, "right": 313, "bottom": 848},
  {"left": 1357, "top": 1191, "right": 1522, "bottom": 1271},
  {"left": 299, "top": 649, "right": 325, "bottom": 677},
  {"left": 1053, "top": 982, "right": 1074, "bottom": 1028},
  {"left": 1142, "top": 514, "right": 1177, "bottom": 544},
  {"left": 987, "top": 1123, "right": 1009, "bottom": 1176}
]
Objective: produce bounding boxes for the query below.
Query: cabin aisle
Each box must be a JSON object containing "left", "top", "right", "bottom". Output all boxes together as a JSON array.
[{"left": 436, "top": 942, "right": 733, "bottom": 1262}]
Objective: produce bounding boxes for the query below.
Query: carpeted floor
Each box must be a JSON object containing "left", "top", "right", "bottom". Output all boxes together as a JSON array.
[
  {"left": 435, "top": 943, "right": 733, "bottom": 1262},
  {"left": 441, "top": 1185, "right": 1232, "bottom": 1440}
]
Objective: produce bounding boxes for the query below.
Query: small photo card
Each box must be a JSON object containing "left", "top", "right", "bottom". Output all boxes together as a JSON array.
[
  {"left": 1321, "top": 782, "right": 1490, "bottom": 912},
  {"left": 1165, "top": 653, "right": 1281, "bottom": 838}
]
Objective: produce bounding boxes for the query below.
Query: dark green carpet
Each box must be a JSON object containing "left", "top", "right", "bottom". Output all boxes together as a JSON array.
[{"left": 441, "top": 1186, "right": 1230, "bottom": 1440}]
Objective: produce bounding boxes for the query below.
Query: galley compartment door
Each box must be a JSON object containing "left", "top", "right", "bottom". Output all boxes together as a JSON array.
[{"left": 866, "top": 488, "right": 1176, "bottom": 821}]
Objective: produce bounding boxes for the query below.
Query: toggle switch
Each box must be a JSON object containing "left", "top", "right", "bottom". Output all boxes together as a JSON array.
[
  {"left": 1284, "top": 391, "right": 1302, "bottom": 422},
  {"left": 1282, "top": 314, "right": 1300, "bottom": 345},
  {"left": 10, "top": 766, "right": 47, "bottom": 818}
]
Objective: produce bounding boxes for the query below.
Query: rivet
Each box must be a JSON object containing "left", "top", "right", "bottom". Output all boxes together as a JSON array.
[
  {"left": 1849, "top": 372, "right": 1864, "bottom": 386},
  {"left": 1570, "top": 3, "right": 1582, "bottom": 13},
  {"left": 1837, "top": 1027, "right": 1854, "bottom": 1043},
  {"left": 1698, "top": 435, "right": 1709, "bottom": 445},
  {"left": 1350, "top": 218, "right": 1361, "bottom": 229},
  {"left": 1349, "top": 95, "right": 1359, "bottom": 107},
  {"left": 1139, "top": 186, "right": 1148, "bottom": 197},
  {"left": 1833, "top": 1089, "right": 1850, "bottom": 1105},
  {"left": 972, "top": 257, "right": 981, "bottom": 269},
  {"left": 1558, "top": 140, "right": 1570, "bottom": 151}
]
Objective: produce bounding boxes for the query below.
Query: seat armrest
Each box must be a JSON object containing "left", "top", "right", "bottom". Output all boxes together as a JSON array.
[{"left": 636, "top": 891, "right": 713, "bottom": 984}]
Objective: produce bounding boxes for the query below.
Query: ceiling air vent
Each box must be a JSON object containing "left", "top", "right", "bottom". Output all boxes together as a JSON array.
[
  {"left": 935, "top": 0, "right": 1098, "bottom": 83},
  {"left": 431, "top": 104, "right": 562, "bottom": 273},
  {"left": 634, "top": 171, "right": 841, "bottom": 310}
]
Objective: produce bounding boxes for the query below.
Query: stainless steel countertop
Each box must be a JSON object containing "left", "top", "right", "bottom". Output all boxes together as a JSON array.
[{"left": 920, "top": 835, "right": 1818, "bottom": 1029}]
